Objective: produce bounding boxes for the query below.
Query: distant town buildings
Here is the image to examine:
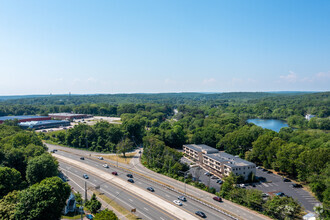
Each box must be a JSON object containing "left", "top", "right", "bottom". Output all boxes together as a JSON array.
[
  {"left": 183, "top": 144, "right": 256, "bottom": 180},
  {"left": 305, "top": 114, "right": 316, "bottom": 121},
  {"left": 49, "top": 113, "right": 91, "bottom": 120}
]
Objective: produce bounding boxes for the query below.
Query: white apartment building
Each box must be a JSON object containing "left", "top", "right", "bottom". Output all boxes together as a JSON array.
[{"left": 184, "top": 144, "right": 256, "bottom": 180}]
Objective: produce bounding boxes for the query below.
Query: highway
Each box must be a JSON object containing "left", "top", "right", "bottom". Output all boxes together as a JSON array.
[{"left": 47, "top": 143, "right": 269, "bottom": 220}]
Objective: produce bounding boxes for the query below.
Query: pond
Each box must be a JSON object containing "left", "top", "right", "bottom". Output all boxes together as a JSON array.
[{"left": 247, "top": 119, "right": 289, "bottom": 132}]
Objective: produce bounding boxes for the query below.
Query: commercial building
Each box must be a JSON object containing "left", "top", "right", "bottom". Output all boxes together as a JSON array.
[
  {"left": 183, "top": 144, "right": 256, "bottom": 180},
  {"left": 0, "top": 115, "right": 51, "bottom": 124},
  {"left": 19, "top": 120, "right": 70, "bottom": 130},
  {"left": 49, "top": 113, "right": 91, "bottom": 120},
  {"left": 305, "top": 114, "right": 316, "bottom": 121}
]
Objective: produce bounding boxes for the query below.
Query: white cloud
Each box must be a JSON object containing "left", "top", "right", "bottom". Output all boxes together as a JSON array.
[
  {"left": 316, "top": 71, "right": 330, "bottom": 79},
  {"left": 279, "top": 71, "right": 298, "bottom": 83},
  {"left": 202, "top": 78, "right": 216, "bottom": 85}
]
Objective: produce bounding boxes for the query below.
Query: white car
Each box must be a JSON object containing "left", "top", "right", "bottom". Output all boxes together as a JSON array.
[
  {"left": 98, "top": 157, "right": 104, "bottom": 160},
  {"left": 173, "top": 200, "right": 183, "bottom": 206},
  {"left": 103, "top": 164, "right": 109, "bottom": 168}
]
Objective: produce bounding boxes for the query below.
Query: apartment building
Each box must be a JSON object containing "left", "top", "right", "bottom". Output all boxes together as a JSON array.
[{"left": 183, "top": 144, "right": 256, "bottom": 180}]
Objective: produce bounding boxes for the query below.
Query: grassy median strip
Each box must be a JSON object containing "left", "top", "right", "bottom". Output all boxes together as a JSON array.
[
  {"left": 92, "top": 190, "right": 139, "bottom": 220},
  {"left": 99, "top": 153, "right": 136, "bottom": 164}
]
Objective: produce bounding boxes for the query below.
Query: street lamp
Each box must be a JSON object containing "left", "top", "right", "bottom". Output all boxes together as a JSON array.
[
  {"left": 79, "top": 205, "right": 83, "bottom": 220},
  {"left": 178, "top": 170, "right": 190, "bottom": 195}
]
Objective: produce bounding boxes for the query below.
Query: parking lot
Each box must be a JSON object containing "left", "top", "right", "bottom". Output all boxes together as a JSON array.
[{"left": 181, "top": 157, "right": 320, "bottom": 212}]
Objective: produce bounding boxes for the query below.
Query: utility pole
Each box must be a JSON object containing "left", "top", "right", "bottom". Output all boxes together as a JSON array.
[{"left": 84, "top": 181, "right": 87, "bottom": 202}]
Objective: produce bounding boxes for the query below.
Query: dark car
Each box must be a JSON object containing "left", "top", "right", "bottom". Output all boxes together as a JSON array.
[
  {"left": 83, "top": 174, "right": 89, "bottom": 179},
  {"left": 112, "top": 171, "right": 118, "bottom": 175},
  {"left": 127, "top": 174, "right": 133, "bottom": 178},
  {"left": 257, "top": 176, "right": 266, "bottom": 182},
  {"left": 128, "top": 178, "right": 134, "bottom": 183},
  {"left": 292, "top": 183, "right": 303, "bottom": 188},
  {"left": 86, "top": 214, "right": 93, "bottom": 220},
  {"left": 283, "top": 178, "right": 291, "bottom": 182},
  {"left": 195, "top": 211, "right": 206, "bottom": 218},
  {"left": 213, "top": 196, "right": 222, "bottom": 202},
  {"left": 267, "top": 171, "right": 273, "bottom": 174},
  {"left": 50, "top": 150, "right": 55, "bottom": 153},
  {"left": 147, "top": 187, "right": 154, "bottom": 192},
  {"left": 276, "top": 192, "right": 285, "bottom": 197},
  {"left": 80, "top": 157, "right": 85, "bottom": 160},
  {"left": 252, "top": 184, "right": 256, "bottom": 187},
  {"left": 178, "top": 196, "right": 187, "bottom": 202},
  {"left": 216, "top": 179, "right": 223, "bottom": 184},
  {"left": 53, "top": 149, "right": 58, "bottom": 152},
  {"left": 262, "top": 168, "right": 268, "bottom": 172}
]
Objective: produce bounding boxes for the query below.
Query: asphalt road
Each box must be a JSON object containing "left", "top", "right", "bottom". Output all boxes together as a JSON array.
[
  {"left": 60, "top": 161, "right": 177, "bottom": 220},
  {"left": 55, "top": 150, "right": 232, "bottom": 220},
  {"left": 47, "top": 144, "right": 269, "bottom": 220}
]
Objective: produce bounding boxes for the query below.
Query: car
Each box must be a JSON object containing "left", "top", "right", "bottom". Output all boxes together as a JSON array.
[
  {"left": 275, "top": 192, "right": 285, "bottom": 197},
  {"left": 258, "top": 176, "right": 266, "bottom": 182},
  {"left": 262, "top": 168, "right": 268, "bottom": 172},
  {"left": 195, "top": 211, "right": 206, "bottom": 218},
  {"left": 216, "top": 179, "right": 223, "bottom": 184},
  {"left": 98, "top": 157, "right": 103, "bottom": 160},
  {"left": 252, "top": 184, "right": 256, "bottom": 187},
  {"left": 127, "top": 174, "right": 133, "bottom": 178},
  {"left": 292, "top": 183, "right": 303, "bottom": 188},
  {"left": 103, "top": 164, "right": 109, "bottom": 168},
  {"left": 213, "top": 196, "right": 222, "bottom": 202},
  {"left": 173, "top": 200, "right": 183, "bottom": 206},
  {"left": 257, "top": 166, "right": 262, "bottom": 169},
  {"left": 127, "top": 178, "right": 134, "bottom": 183},
  {"left": 239, "top": 184, "right": 246, "bottom": 188},
  {"left": 86, "top": 214, "right": 93, "bottom": 220},
  {"left": 204, "top": 172, "right": 212, "bottom": 176},
  {"left": 83, "top": 174, "right": 89, "bottom": 179},
  {"left": 211, "top": 176, "right": 219, "bottom": 179},
  {"left": 53, "top": 149, "right": 58, "bottom": 152},
  {"left": 50, "top": 150, "right": 55, "bottom": 153},
  {"left": 267, "top": 171, "right": 273, "bottom": 174},
  {"left": 112, "top": 171, "right": 118, "bottom": 175},
  {"left": 178, "top": 196, "right": 186, "bottom": 202},
  {"left": 283, "top": 178, "right": 291, "bottom": 182},
  {"left": 147, "top": 187, "right": 154, "bottom": 192},
  {"left": 80, "top": 157, "right": 85, "bottom": 160},
  {"left": 262, "top": 193, "right": 269, "bottom": 197}
]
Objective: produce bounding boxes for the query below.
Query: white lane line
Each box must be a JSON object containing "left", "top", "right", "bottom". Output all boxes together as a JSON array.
[
  {"left": 144, "top": 207, "right": 149, "bottom": 211},
  {"left": 94, "top": 179, "right": 97, "bottom": 182},
  {"left": 116, "top": 191, "right": 119, "bottom": 194},
  {"left": 160, "top": 217, "right": 165, "bottom": 220},
  {"left": 129, "top": 199, "right": 133, "bottom": 202},
  {"left": 273, "top": 183, "right": 278, "bottom": 186},
  {"left": 165, "top": 194, "right": 170, "bottom": 197},
  {"left": 138, "top": 182, "right": 142, "bottom": 184}
]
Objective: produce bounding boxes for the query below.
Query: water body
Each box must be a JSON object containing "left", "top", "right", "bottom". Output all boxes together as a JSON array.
[{"left": 247, "top": 119, "right": 289, "bottom": 132}]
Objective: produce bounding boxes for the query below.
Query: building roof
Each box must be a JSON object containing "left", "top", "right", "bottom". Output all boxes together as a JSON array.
[
  {"left": 183, "top": 144, "right": 219, "bottom": 154},
  {"left": 0, "top": 115, "right": 50, "bottom": 121},
  {"left": 205, "top": 151, "right": 255, "bottom": 168},
  {"left": 49, "top": 113, "right": 86, "bottom": 116},
  {"left": 19, "top": 120, "right": 69, "bottom": 126}
]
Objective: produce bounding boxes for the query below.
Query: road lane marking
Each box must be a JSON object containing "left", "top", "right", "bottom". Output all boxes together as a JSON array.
[
  {"left": 144, "top": 207, "right": 149, "bottom": 211},
  {"left": 129, "top": 199, "right": 133, "bottom": 202}
]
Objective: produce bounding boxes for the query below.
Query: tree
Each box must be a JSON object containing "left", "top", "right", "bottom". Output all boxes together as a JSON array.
[
  {"left": 0, "top": 167, "right": 23, "bottom": 199},
  {"left": 117, "top": 138, "right": 133, "bottom": 158},
  {"left": 26, "top": 153, "right": 59, "bottom": 185},
  {"left": 15, "top": 176, "right": 71, "bottom": 220},
  {"left": 74, "top": 192, "right": 83, "bottom": 205},
  {"left": 0, "top": 191, "right": 18, "bottom": 220},
  {"left": 85, "top": 193, "right": 102, "bottom": 214},
  {"left": 263, "top": 196, "right": 302, "bottom": 220},
  {"left": 94, "top": 209, "right": 118, "bottom": 220}
]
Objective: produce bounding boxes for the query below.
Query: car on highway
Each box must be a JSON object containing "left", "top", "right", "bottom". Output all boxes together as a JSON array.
[
  {"left": 213, "top": 196, "right": 222, "bottom": 202},
  {"left": 111, "top": 171, "right": 118, "bottom": 175},
  {"left": 178, "top": 196, "right": 187, "bottom": 202},
  {"left": 173, "top": 200, "right": 183, "bottom": 206},
  {"left": 127, "top": 174, "right": 133, "bottom": 178},
  {"left": 53, "top": 149, "right": 58, "bottom": 152},
  {"left": 103, "top": 164, "right": 109, "bottom": 168},
  {"left": 127, "top": 178, "right": 134, "bottom": 183},
  {"left": 147, "top": 187, "right": 154, "bottom": 192},
  {"left": 276, "top": 192, "right": 285, "bottom": 197},
  {"left": 80, "top": 157, "right": 85, "bottom": 160},
  {"left": 50, "top": 150, "right": 55, "bottom": 153},
  {"left": 97, "top": 156, "right": 103, "bottom": 160},
  {"left": 83, "top": 174, "right": 89, "bottom": 179},
  {"left": 292, "top": 183, "right": 303, "bottom": 188},
  {"left": 195, "top": 211, "right": 206, "bottom": 218}
]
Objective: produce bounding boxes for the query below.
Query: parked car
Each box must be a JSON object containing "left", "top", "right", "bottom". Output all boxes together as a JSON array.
[
  {"left": 112, "top": 171, "right": 118, "bottom": 175},
  {"left": 127, "top": 178, "right": 134, "bottom": 183},
  {"left": 262, "top": 168, "right": 268, "bottom": 172},
  {"left": 252, "top": 184, "right": 256, "bottom": 187},
  {"left": 211, "top": 176, "right": 219, "bottom": 179},
  {"left": 239, "top": 184, "right": 246, "bottom": 188},
  {"left": 50, "top": 150, "right": 55, "bottom": 153},
  {"left": 267, "top": 171, "right": 273, "bottom": 174},
  {"left": 283, "top": 178, "right": 291, "bottom": 182},
  {"left": 204, "top": 172, "right": 212, "bottom": 176},
  {"left": 103, "top": 164, "right": 109, "bottom": 168},
  {"left": 292, "top": 183, "right": 303, "bottom": 188},
  {"left": 258, "top": 176, "right": 266, "bottom": 182},
  {"left": 195, "top": 211, "right": 206, "bottom": 218},
  {"left": 213, "top": 196, "right": 222, "bottom": 202},
  {"left": 127, "top": 174, "right": 133, "bottom": 178},
  {"left": 276, "top": 192, "right": 285, "bottom": 197},
  {"left": 83, "top": 174, "right": 89, "bottom": 179},
  {"left": 216, "top": 179, "right": 223, "bottom": 184},
  {"left": 80, "top": 157, "right": 85, "bottom": 160},
  {"left": 53, "top": 149, "right": 58, "bottom": 152},
  {"left": 173, "top": 200, "right": 183, "bottom": 206},
  {"left": 147, "top": 187, "right": 154, "bottom": 192},
  {"left": 178, "top": 196, "right": 187, "bottom": 202},
  {"left": 86, "top": 214, "right": 93, "bottom": 220},
  {"left": 262, "top": 193, "right": 270, "bottom": 197}
]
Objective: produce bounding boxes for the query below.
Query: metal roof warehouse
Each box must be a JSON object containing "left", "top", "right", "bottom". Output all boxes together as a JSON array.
[
  {"left": 0, "top": 115, "right": 51, "bottom": 124},
  {"left": 19, "top": 120, "right": 70, "bottom": 130}
]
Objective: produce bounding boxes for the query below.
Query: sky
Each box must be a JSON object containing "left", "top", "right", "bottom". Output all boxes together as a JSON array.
[{"left": 0, "top": 0, "right": 329, "bottom": 95}]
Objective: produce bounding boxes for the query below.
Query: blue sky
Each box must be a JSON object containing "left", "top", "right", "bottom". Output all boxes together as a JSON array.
[{"left": 0, "top": 0, "right": 329, "bottom": 95}]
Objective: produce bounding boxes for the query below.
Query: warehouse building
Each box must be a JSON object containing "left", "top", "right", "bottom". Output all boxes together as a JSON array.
[
  {"left": 19, "top": 120, "right": 70, "bottom": 130},
  {"left": 183, "top": 144, "right": 256, "bottom": 180},
  {"left": 49, "top": 113, "right": 91, "bottom": 120},
  {"left": 0, "top": 115, "right": 51, "bottom": 124}
]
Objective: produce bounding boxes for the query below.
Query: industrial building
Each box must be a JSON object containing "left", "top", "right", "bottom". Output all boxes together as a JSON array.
[
  {"left": 48, "top": 113, "right": 91, "bottom": 120},
  {"left": 183, "top": 144, "right": 256, "bottom": 180},
  {"left": 19, "top": 120, "right": 70, "bottom": 130},
  {"left": 0, "top": 115, "right": 51, "bottom": 124}
]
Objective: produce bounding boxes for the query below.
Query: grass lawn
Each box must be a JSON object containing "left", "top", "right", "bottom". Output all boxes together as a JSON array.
[{"left": 98, "top": 152, "right": 136, "bottom": 164}]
